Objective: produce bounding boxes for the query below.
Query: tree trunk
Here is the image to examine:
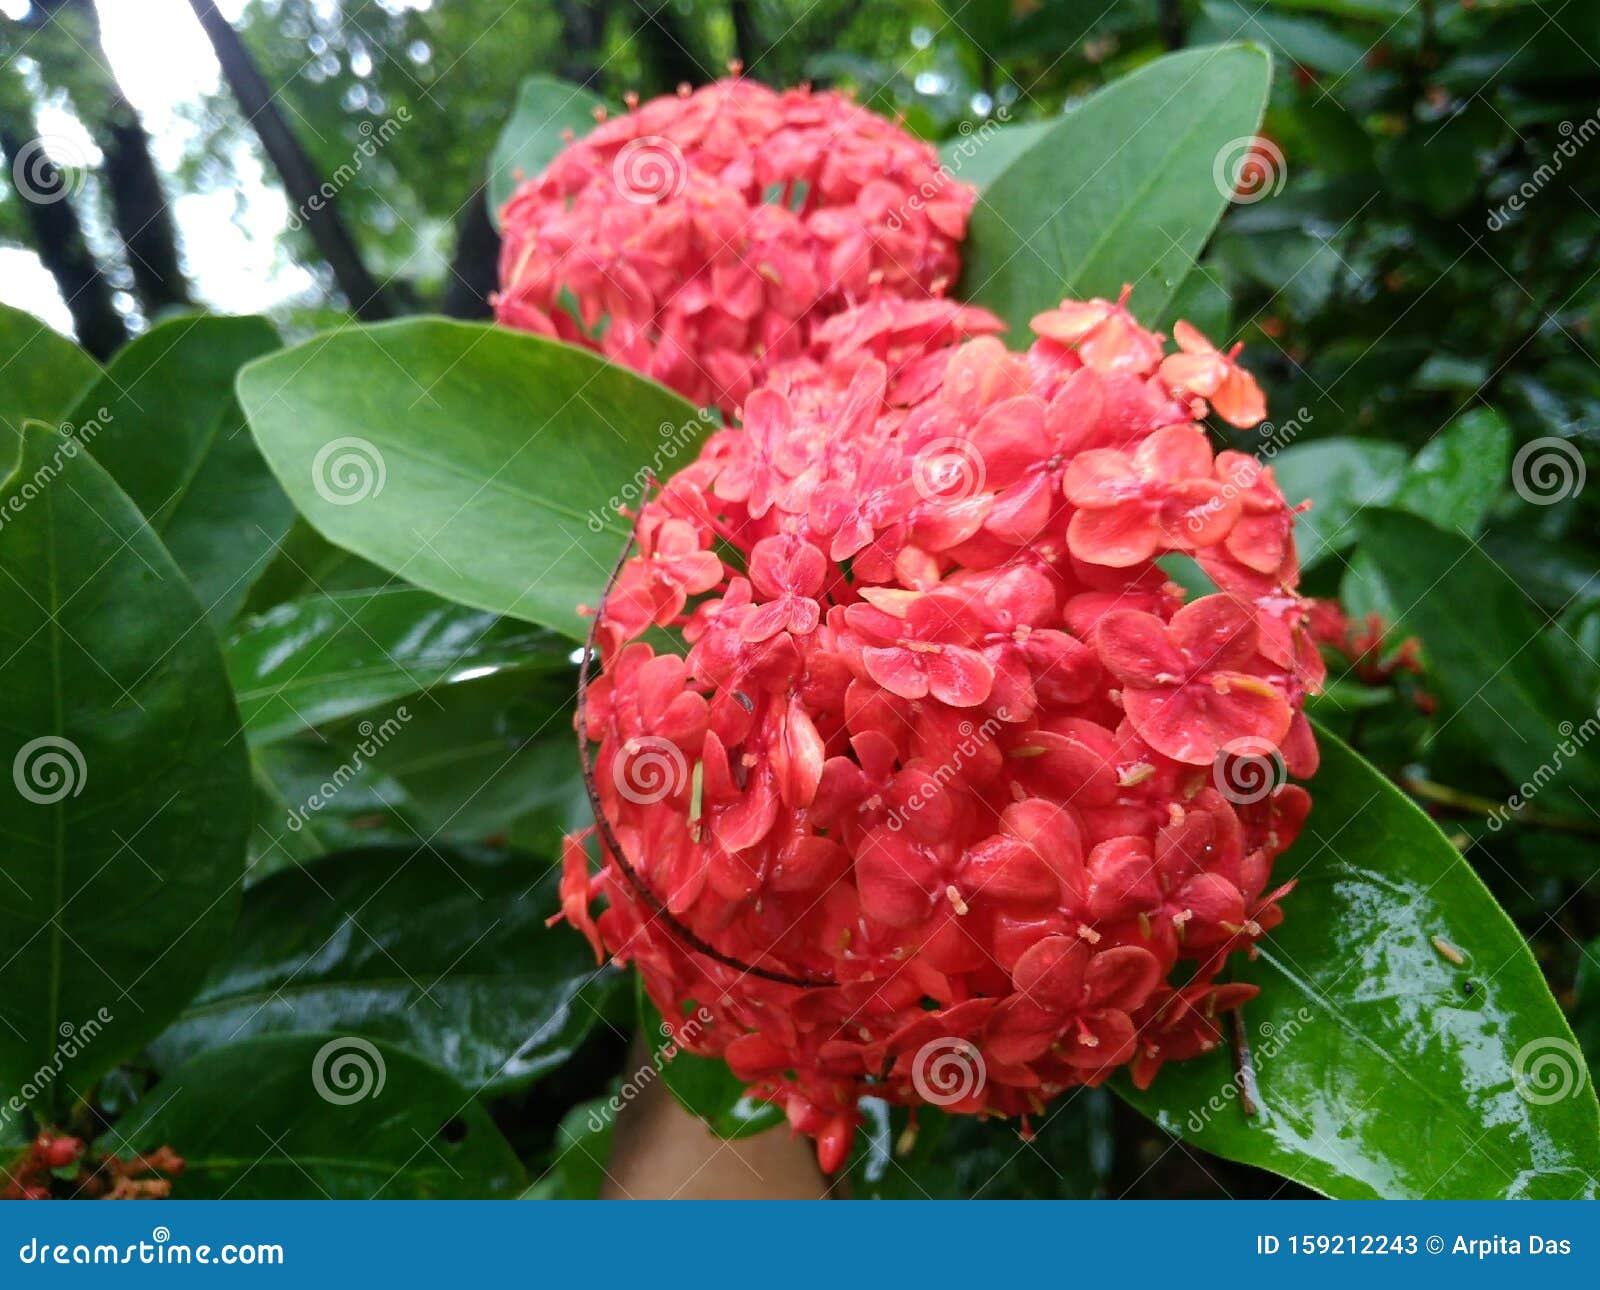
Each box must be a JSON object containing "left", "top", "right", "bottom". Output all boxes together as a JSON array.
[
  {"left": 439, "top": 183, "right": 499, "bottom": 319},
  {"left": 185, "top": 0, "right": 394, "bottom": 320},
  {"left": 27, "top": 0, "right": 193, "bottom": 315},
  {"left": 627, "top": 1, "right": 708, "bottom": 94},
  {"left": 0, "top": 119, "right": 127, "bottom": 359}
]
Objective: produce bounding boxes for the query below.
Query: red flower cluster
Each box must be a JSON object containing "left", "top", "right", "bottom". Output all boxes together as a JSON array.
[
  {"left": 562, "top": 291, "right": 1322, "bottom": 1172},
  {"left": 495, "top": 76, "right": 973, "bottom": 413},
  {"left": 2, "top": 1133, "right": 183, "bottom": 1200}
]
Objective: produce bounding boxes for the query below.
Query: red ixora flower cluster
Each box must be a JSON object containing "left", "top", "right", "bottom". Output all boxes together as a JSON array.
[
  {"left": 561, "top": 289, "right": 1324, "bottom": 1172},
  {"left": 495, "top": 74, "right": 973, "bottom": 414}
]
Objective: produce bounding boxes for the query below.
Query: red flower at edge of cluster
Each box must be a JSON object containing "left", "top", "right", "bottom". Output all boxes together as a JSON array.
[
  {"left": 560, "top": 291, "right": 1320, "bottom": 1173},
  {"left": 495, "top": 76, "right": 975, "bottom": 415}
]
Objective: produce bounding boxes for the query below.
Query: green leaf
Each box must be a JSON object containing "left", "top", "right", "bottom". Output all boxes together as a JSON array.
[
  {"left": 148, "top": 844, "right": 620, "bottom": 1095},
  {"left": 0, "top": 304, "right": 99, "bottom": 467},
  {"left": 1389, "top": 406, "right": 1511, "bottom": 534},
  {"left": 487, "top": 75, "right": 610, "bottom": 226},
  {"left": 938, "top": 118, "right": 1053, "bottom": 191},
  {"left": 238, "top": 517, "right": 395, "bottom": 617},
  {"left": 104, "top": 1034, "right": 526, "bottom": 1198},
  {"left": 544, "top": 1097, "right": 617, "bottom": 1200},
  {"left": 1269, "top": 436, "right": 1407, "bottom": 570},
  {"left": 1356, "top": 509, "right": 1600, "bottom": 813},
  {"left": 961, "top": 44, "right": 1272, "bottom": 330},
  {"left": 637, "top": 986, "right": 784, "bottom": 1139},
  {"left": 65, "top": 315, "right": 291, "bottom": 625},
  {"left": 1121, "top": 727, "right": 1600, "bottom": 1198},
  {"left": 1195, "top": 0, "right": 1369, "bottom": 75},
  {"left": 0, "top": 424, "right": 248, "bottom": 1114},
  {"left": 237, "top": 319, "right": 712, "bottom": 640},
  {"left": 227, "top": 586, "right": 571, "bottom": 744},
  {"left": 849, "top": 1092, "right": 1113, "bottom": 1198}
]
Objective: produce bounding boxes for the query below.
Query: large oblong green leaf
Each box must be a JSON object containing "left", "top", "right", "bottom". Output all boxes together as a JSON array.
[
  {"left": 0, "top": 424, "right": 248, "bottom": 1114},
  {"left": 148, "top": 844, "right": 622, "bottom": 1095},
  {"left": 237, "top": 319, "right": 711, "bottom": 640},
  {"left": 226, "top": 586, "right": 571, "bottom": 744},
  {"left": 104, "top": 1034, "right": 526, "bottom": 1198},
  {"left": 64, "top": 315, "right": 291, "bottom": 625},
  {"left": 1121, "top": 727, "right": 1600, "bottom": 1198},
  {"left": 0, "top": 304, "right": 99, "bottom": 466},
  {"left": 1355, "top": 509, "right": 1600, "bottom": 813},
  {"left": 961, "top": 44, "right": 1272, "bottom": 330}
]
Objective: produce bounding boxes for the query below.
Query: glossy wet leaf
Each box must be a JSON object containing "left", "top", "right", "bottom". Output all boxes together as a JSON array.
[
  {"left": 149, "top": 844, "right": 620, "bottom": 1094},
  {"left": 1356, "top": 509, "right": 1600, "bottom": 813},
  {"left": 849, "top": 1091, "right": 1114, "bottom": 1199},
  {"left": 1121, "top": 727, "right": 1600, "bottom": 1198},
  {"left": 0, "top": 303, "right": 98, "bottom": 465},
  {"left": 1270, "top": 436, "right": 1406, "bottom": 569},
  {"left": 105, "top": 1034, "right": 526, "bottom": 1198},
  {"left": 0, "top": 425, "right": 248, "bottom": 1113},
  {"left": 64, "top": 315, "right": 290, "bottom": 624},
  {"left": 227, "top": 586, "right": 571, "bottom": 744},
  {"left": 638, "top": 988, "right": 784, "bottom": 1139},
  {"left": 961, "top": 44, "right": 1271, "bottom": 330},
  {"left": 1389, "top": 406, "right": 1510, "bottom": 533},
  {"left": 487, "top": 75, "right": 610, "bottom": 225},
  {"left": 237, "top": 319, "right": 711, "bottom": 640}
]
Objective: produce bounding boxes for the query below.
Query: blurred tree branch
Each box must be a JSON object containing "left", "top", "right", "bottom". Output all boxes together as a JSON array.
[
  {"left": 185, "top": 0, "right": 393, "bottom": 320},
  {"left": 25, "top": 0, "right": 193, "bottom": 317},
  {"left": 0, "top": 62, "right": 126, "bottom": 357}
]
